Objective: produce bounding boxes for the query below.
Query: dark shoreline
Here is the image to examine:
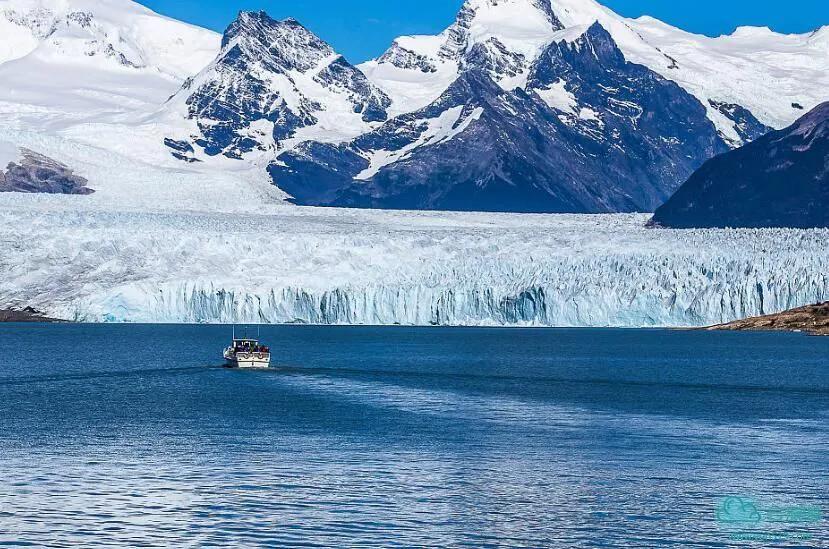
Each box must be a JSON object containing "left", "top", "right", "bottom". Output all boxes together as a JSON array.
[{"left": 0, "top": 307, "right": 67, "bottom": 323}]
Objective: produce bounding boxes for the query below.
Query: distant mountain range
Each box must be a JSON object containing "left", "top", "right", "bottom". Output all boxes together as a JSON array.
[
  {"left": 266, "top": 21, "right": 728, "bottom": 213},
  {"left": 650, "top": 102, "right": 829, "bottom": 228},
  {"left": 1, "top": 0, "right": 827, "bottom": 214}
]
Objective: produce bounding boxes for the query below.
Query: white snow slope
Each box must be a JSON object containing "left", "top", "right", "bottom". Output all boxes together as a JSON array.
[
  {"left": 0, "top": 0, "right": 219, "bottom": 117},
  {"left": 0, "top": 0, "right": 276, "bottom": 188}
]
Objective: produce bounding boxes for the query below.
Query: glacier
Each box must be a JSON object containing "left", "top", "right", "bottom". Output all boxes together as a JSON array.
[
  {"left": 0, "top": 131, "right": 824, "bottom": 327},
  {"left": 1, "top": 198, "right": 826, "bottom": 326}
]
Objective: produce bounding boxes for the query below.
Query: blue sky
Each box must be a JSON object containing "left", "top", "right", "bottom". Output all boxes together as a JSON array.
[{"left": 137, "top": 0, "right": 829, "bottom": 63}]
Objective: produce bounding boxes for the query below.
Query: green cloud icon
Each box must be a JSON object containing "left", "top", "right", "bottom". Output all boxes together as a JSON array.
[{"left": 717, "top": 497, "right": 762, "bottom": 524}]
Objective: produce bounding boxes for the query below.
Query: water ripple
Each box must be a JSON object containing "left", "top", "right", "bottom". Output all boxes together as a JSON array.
[{"left": 0, "top": 325, "right": 827, "bottom": 546}]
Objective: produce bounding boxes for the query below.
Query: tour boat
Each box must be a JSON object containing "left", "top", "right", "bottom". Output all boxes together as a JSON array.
[{"left": 223, "top": 331, "right": 271, "bottom": 369}]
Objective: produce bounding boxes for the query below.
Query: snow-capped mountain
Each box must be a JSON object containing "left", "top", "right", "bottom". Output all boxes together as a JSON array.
[
  {"left": 0, "top": 0, "right": 827, "bottom": 214},
  {"left": 360, "top": 0, "right": 824, "bottom": 144},
  {"left": 651, "top": 102, "right": 829, "bottom": 228},
  {"left": 271, "top": 23, "right": 727, "bottom": 213},
  {"left": 0, "top": 0, "right": 219, "bottom": 121},
  {"left": 164, "top": 11, "right": 390, "bottom": 160},
  {"left": 253, "top": 0, "right": 828, "bottom": 213},
  {"left": 360, "top": 0, "right": 565, "bottom": 116}
]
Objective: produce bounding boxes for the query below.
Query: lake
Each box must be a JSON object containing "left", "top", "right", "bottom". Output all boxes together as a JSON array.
[{"left": 0, "top": 324, "right": 827, "bottom": 546}]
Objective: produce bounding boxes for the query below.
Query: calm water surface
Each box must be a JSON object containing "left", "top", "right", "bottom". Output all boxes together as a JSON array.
[{"left": 0, "top": 325, "right": 827, "bottom": 547}]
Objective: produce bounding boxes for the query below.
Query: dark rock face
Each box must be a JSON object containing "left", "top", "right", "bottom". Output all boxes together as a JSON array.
[
  {"left": 267, "top": 142, "right": 368, "bottom": 205},
  {"left": 163, "top": 138, "right": 201, "bottom": 163},
  {"left": 271, "top": 23, "right": 727, "bottom": 213},
  {"left": 0, "top": 149, "right": 92, "bottom": 194},
  {"left": 0, "top": 306, "right": 65, "bottom": 323},
  {"left": 171, "top": 11, "right": 390, "bottom": 159},
  {"left": 465, "top": 38, "right": 526, "bottom": 80},
  {"left": 650, "top": 102, "right": 829, "bottom": 228},
  {"left": 523, "top": 23, "right": 727, "bottom": 211},
  {"left": 708, "top": 100, "right": 771, "bottom": 144}
]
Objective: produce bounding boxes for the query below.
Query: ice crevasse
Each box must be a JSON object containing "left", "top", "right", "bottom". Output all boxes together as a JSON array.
[{"left": 3, "top": 207, "right": 826, "bottom": 326}]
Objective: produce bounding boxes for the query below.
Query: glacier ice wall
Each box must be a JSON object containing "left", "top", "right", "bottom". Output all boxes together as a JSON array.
[{"left": 1, "top": 205, "right": 827, "bottom": 327}]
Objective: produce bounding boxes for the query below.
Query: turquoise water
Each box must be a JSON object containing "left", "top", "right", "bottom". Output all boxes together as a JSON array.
[{"left": 0, "top": 324, "right": 827, "bottom": 546}]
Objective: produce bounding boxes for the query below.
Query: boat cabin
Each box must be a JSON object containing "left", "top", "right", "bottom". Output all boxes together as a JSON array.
[{"left": 231, "top": 338, "right": 269, "bottom": 353}]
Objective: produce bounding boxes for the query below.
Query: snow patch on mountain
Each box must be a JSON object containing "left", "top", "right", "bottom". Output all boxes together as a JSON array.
[
  {"left": 0, "top": 7, "right": 40, "bottom": 64},
  {"left": 629, "top": 16, "right": 829, "bottom": 133},
  {"left": 354, "top": 105, "right": 484, "bottom": 180},
  {"left": 444, "top": 0, "right": 562, "bottom": 60},
  {"left": 0, "top": 0, "right": 219, "bottom": 76},
  {"left": 359, "top": 48, "right": 459, "bottom": 117},
  {"left": 536, "top": 78, "right": 577, "bottom": 113}
]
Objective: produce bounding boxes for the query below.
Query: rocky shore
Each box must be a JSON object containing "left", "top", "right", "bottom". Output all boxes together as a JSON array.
[
  {"left": 0, "top": 307, "right": 66, "bottom": 323},
  {"left": 707, "top": 302, "right": 829, "bottom": 335}
]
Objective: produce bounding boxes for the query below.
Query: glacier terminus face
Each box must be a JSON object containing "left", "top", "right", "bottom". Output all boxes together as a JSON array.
[{"left": 1, "top": 196, "right": 826, "bottom": 326}]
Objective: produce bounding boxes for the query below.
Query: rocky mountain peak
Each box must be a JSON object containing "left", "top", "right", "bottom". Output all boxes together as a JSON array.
[
  {"left": 220, "top": 11, "right": 334, "bottom": 73},
  {"left": 460, "top": 0, "right": 562, "bottom": 28},
  {"left": 533, "top": 22, "right": 624, "bottom": 72},
  {"left": 580, "top": 22, "right": 625, "bottom": 63},
  {"left": 167, "top": 10, "right": 390, "bottom": 160}
]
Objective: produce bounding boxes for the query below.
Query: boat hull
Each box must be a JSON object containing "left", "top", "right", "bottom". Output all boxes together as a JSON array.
[{"left": 223, "top": 350, "right": 271, "bottom": 369}]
